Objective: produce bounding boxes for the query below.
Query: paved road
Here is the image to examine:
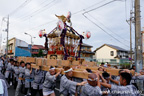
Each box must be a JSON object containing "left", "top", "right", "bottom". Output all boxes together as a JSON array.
[
  {"left": 8, "top": 86, "right": 24, "bottom": 96},
  {"left": 8, "top": 85, "right": 60, "bottom": 96}
]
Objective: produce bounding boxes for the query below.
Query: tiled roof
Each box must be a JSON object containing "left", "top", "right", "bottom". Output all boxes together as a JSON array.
[
  {"left": 32, "top": 45, "right": 45, "bottom": 49},
  {"left": 94, "top": 44, "right": 128, "bottom": 52}
]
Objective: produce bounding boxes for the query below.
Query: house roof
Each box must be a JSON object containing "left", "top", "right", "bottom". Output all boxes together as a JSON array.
[
  {"left": 81, "top": 43, "right": 93, "bottom": 47},
  {"left": 94, "top": 44, "right": 128, "bottom": 52},
  {"left": 81, "top": 51, "right": 95, "bottom": 54},
  {"left": 32, "top": 45, "right": 45, "bottom": 50}
]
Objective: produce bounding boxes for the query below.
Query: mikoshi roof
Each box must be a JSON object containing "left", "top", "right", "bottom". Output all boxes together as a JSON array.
[{"left": 47, "top": 26, "right": 80, "bottom": 39}]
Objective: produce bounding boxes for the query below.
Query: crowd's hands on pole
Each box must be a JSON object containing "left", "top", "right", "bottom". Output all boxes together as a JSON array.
[
  {"left": 82, "top": 69, "right": 88, "bottom": 73},
  {"left": 109, "top": 73, "right": 112, "bottom": 79},
  {"left": 103, "top": 67, "right": 107, "bottom": 71},
  {"left": 135, "top": 72, "right": 140, "bottom": 76},
  {"left": 58, "top": 68, "right": 62, "bottom": 74},
  {"left": 77, "top": 81, "right": 87, "bottom": 86},
  {"left": 94, "top": 70, "right": 100, "bottom": 79},
  {"left": 55, "top": 68, "right": 62, "bottom": 78},
  {"left": 121, "top": 69, "right": 131, "bottom": 73},
  {"left": 30, "top": 68, "right": 32, "bottom": 74}
]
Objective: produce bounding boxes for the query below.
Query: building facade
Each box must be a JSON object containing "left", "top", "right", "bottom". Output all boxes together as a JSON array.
[
  {"left": 80, "top": 43, "right": 95, "bottom": 61},
  {"left": 94, "top": 44, "right": 130, "bottom": 64},
  {"left": 31, "top": 45, "right": 47, "bottom": 57},
  {"left": 8, "top": 37, "right": 31, "bottom": 57}
]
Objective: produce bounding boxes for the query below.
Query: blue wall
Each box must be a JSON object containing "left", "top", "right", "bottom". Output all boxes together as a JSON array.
[{"left": 15, "top": 47, "right": 31, "bottom": 57}]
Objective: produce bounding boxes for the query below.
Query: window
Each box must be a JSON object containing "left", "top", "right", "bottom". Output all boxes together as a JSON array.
[
  {"left": 110, "top": 51, "right": 114, "bottom": 56},
  {"left": 32, "top": 49, "right": 38, "bottom": 52}
]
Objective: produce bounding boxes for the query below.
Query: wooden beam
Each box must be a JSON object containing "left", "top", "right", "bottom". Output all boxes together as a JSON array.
[
  {"left": 31, "top": 64, "right": 89, "bottom": 79},
  {"left": 21, "top": 57, "right": 135, "bottom": 78},
  {"left": 18, "top": 57, "right": 26, "bottom": 62},
  {"left": 31, "top": 64, "right": 135, "bottom": 79},
  {"left": 47, "top": 59, "right": 57, "bottom": 66},
  {"left": 36, "top": 58, "right": 43, "bottom": 66},
  {"left": 25, "top": 57, "right": 36, "bottom": 63}
]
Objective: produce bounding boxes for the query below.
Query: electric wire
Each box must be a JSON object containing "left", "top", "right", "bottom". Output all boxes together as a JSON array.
[
  {"left": 9, "top": 0, "right": 33, "bottom": 16},
  {"left": 83, "top": 14, "right": 130, "bottom": 48}
]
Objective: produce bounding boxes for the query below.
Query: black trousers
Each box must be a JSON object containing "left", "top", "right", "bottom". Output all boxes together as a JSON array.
[
  {"left": 6, "top": 74, "right": 13, "bottom": 85},
  {"left": 13, "top": 77, "right": 18, "bottom": 89},
  {"left": 32, "top": 89, "right": 43, "bottom": 96},
  {"left": 24, "top": 88, "right": 33, "bottom": 95}
]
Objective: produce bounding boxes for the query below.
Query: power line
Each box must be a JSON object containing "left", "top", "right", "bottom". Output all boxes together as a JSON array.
[
  {"left": 12, "top": 0, "right": 49, "bottom": 19},
  {"left": 17, "top": 0, "right": 56, "bottom": 21},
  {"left": 83, "top": 14, "right": 129, "bottom": 48},
  {"left": 9, "top": 0, "right": 57, "bottom": 32},
  {"left": 9, "top": 0, "right": 32, "bottom": 16},
  {"left": 25, "top": 19, "right": 56, "bottom": 32},
  {"left": 87, "top": 13, "right": 133, "bottom": 45},
  {"left": 73, "top": 0, "right": 107, "bottom": 15},
  {"left": 11, "top": 19, "right": 57, "bottom": 37},
  {"left": 12, "top": 0, "right": 108, "bottom": 29},
  {"left": 83, "top": 0, "right": 121, "bottom": 14},
  {"left": 10, "top": 0, "right": 116, "bottom": 38},
  {"left": 125, "top": 0, "right": 128, "bottom": 20}
]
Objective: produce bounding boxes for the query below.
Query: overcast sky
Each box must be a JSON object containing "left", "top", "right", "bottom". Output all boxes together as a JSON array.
[{"left": 0, "top": 0, "right": 144, "bottom": 51}]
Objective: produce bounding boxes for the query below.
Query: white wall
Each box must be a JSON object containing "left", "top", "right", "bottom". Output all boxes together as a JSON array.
[
  {"left": 0, "top": 45, "right": 6, "bottom": 55},
  {"left": 15, "top": 39, "right": 29, "bottom": 47},
  {"left": 95, "top": 45, "right": 117, "bottom": 60}
]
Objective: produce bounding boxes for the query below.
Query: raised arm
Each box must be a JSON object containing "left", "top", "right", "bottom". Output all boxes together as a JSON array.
[
  {"left": 100, "top": 82, "right": 111, "bottom": 89},
  {"left": 109, "top": 74, "right": 119, "bottom": 85}
]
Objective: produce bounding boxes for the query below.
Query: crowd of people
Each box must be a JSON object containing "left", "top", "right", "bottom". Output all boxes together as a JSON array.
[{"left": 0, "top": 56, "right": 144, "bottom": 96}]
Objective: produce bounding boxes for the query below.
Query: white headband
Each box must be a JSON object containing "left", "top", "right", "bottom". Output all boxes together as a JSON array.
[
  {"left": 64, "top": 68, "right": 73, "bottom": 73},
  {"left": 87, "top": 78, "right": 98, "bottom": 81},
  {"left": 49, "top": 67, "right": 55, "bottom": 71}
]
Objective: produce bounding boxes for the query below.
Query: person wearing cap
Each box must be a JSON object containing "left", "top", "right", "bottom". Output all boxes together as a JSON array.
[
  {"left": 24, "top": 63, "right": 35, "bottom": 96},
  {"left": 100, "top": 71, "right": 140, "bottom": 96},
  {"left": 15, "top": 61, "right": 25, "bottom": 96},
  {"left": 60, "top": 66, "right": 87, "bottom": 96},
  {"left": 32, "top": 66, "right": 46, "bottom": 96},
  {"left": 5, "top": 59, "right": 14, "bottom": 85},
  {"left": 80, "top": 73, "right": 102, "bottom": 96},
  {"left": 43, "top": 66, "right": 61, "bottom": 96}
]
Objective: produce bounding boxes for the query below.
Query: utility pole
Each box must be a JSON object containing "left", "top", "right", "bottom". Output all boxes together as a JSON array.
[
  {"left": 129, "top": 10, "right": 133, "bottom": 65},
  {"left": 6, "top": 15, "right": 9, "bottom": 58},
  {"left": 3, "top": 15, "right": 9, "bottom": 58},
  {"left": 135, "top": 0, "right": 143, "bottom": 72}
]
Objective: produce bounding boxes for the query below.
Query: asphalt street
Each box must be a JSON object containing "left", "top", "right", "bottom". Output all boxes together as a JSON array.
[{"left": 8, "top": 85, "right": 60, "bottom": 96}]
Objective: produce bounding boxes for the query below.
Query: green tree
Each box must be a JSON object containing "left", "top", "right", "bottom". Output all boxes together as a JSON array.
[{"left": 38, "top": 49, "right": 43, "bottom": 57}]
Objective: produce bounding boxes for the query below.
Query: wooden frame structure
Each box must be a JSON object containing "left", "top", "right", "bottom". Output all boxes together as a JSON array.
[{"left": 18, "top": 57, "right": 135, "bottom": 79}]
